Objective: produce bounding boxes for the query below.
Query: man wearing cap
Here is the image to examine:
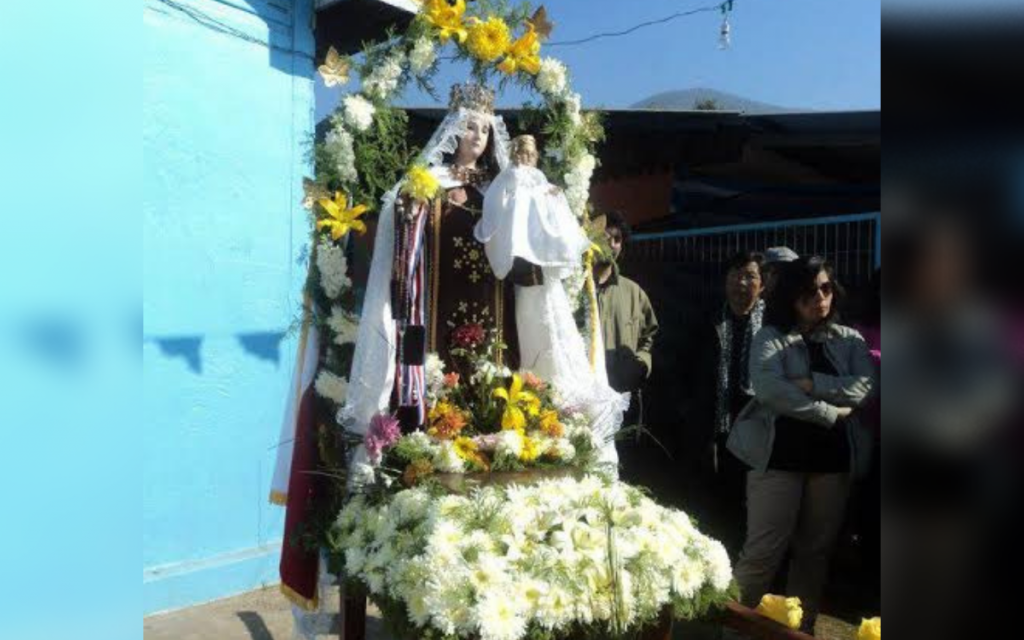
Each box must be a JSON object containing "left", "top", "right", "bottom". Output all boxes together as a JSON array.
[{"left": 761, "top": 246, "right": 799, "bottom": 295}]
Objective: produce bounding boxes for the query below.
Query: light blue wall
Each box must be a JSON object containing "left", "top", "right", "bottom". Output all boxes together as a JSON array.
[{"left": 143, "top": 0, "right": 314, "bottom": 614}]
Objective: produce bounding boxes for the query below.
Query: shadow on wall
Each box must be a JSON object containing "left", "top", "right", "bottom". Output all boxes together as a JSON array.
[
  {"left": 147, "top": 331, "right": 288, "bottom": 374},
  {"left": 146, "top": 0, "right": 313, "bottom": 77}
]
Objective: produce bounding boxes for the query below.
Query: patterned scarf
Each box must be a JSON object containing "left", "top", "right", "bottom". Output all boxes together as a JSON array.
[{"left": 715, "top": 299, "right": 764, "bottom": 435}]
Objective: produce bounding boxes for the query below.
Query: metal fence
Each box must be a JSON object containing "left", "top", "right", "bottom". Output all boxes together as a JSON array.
[{"left": 625, "top": 213, "right": 880, "bottom": 331}]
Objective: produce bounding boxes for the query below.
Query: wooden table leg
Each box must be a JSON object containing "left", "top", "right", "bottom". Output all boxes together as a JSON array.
[{"left": 341, "top": 589, "right": 366, "bottom": 640}]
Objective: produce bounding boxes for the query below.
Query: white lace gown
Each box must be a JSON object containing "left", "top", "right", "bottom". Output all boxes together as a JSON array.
[{"left": 476, "top": 166, "right": 628, "bottom": 466}]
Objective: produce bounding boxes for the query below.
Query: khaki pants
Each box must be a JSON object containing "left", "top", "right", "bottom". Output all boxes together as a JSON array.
[{"left": 735, "top": 470, "right": 851, "bottom": 629}]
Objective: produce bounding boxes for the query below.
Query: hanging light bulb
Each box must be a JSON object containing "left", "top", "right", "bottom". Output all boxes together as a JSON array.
[{"left": 718, "top": 0, "right": 734, "bottom": 50}]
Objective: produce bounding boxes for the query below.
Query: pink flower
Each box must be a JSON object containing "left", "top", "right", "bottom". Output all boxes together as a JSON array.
[
  {"left": 522, "top": 371, "right": 546, "bottom": 391},
  {"left": 443, "top": 372, "right": 460, "bottom": 388},
  {"left": 365, "top": 412, "right": 401, "bottom": 461}
]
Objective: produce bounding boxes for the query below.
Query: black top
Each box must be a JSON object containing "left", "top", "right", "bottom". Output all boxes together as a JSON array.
[
  {"left": 769, "top": 340, "right": 851, "bottom": 473},
  {"left": 728, "top": 312, "right": 753, "bottom": 421}
]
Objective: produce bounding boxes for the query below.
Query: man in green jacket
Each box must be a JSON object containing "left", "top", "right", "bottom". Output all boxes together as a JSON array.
[{"left": 594, "top": 211, "right": 659, "bottom": 397}]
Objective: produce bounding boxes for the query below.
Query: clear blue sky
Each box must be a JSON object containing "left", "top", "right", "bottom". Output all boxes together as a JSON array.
[{"left": 315, "top": 0, "right": 880, "bottom": 120}]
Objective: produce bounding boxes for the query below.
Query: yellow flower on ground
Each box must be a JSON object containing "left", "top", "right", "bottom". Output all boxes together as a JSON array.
[
  {"left": 466, "top": 16, "right": 511, "bottom": 63},
  {"left": 858, "top": 617, "right": 881, "bottom": 640},
  {"left": 538, "top": 409, "right": 564, "bottom": 438},
  {"left": 519, "top": 435, "right": 541, "bottom": 463},
  {"left": 316, "top": 192, "right": 368, "bottom": 240},
  {"left": 498, "top": 23, "right": 541, "bottom": 75},
  {"left": 755, "top": 594, "right": 803, "bottom": 630},
  {"left": 402, "top": 165, "right": 442, "bottom": 203},
  {"left": 492, "top": 374, "right": 541, "bottom": 432},
  {"left": 421, "top": 0, "right": 468, "bottom": 44}
]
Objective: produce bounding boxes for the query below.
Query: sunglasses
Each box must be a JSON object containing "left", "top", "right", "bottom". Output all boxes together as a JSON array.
[{"left": 802, "top": 281, "right": 835, "bottom": 299}]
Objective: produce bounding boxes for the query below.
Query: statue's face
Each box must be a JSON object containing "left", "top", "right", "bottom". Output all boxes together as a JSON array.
[
  {"left": 455, "top": 114, "right": 491, "bottom": 165},
  {"left": 513, "top": 137, "right": 538, "bottom": 167}
]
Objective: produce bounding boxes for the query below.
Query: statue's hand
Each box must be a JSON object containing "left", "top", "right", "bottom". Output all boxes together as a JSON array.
[{"left": 448, "top": 187, "right": 468, "bottom": 206}]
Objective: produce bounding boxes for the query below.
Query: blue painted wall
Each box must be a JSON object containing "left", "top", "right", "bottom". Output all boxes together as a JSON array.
[{"left": 143, "top": 0, "right": 314, "bottom": 614}]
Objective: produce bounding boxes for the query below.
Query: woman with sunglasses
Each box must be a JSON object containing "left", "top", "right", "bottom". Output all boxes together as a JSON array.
[{"left": 727, "top": 255, "right": 876, "bottom": 634}]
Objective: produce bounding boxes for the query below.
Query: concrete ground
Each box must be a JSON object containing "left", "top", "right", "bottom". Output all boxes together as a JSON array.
[
  {"left": 144, "top": 585, "right": 390, "bottom": 640},
  {"left": 143, "top": 584, "right": 858, "bottom": 640}
]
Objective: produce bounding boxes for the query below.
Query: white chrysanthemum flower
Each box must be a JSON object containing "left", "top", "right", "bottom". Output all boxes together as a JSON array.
[
  {"left": 342, "top": 94, "right": 376, "bottom": 132},
  {"left": 552, "top": 436, "right": 577, "bottom": 460},
  {"left": 425, "top": 352, "right": 446, "bottom": 399},
  {"left": 323, "top": 126, "right": 357, "bottom": 184},
  {"left": 475, "top": 588, "right": 528, "bottom": 640},
  {"left": 406, "top": 586, "right": 431, "bottom": 627},
  {"left": 671, "top": 558, "right": 704, "bottom": 599},
  {"left": 495, "top": 429, "right": 524, "bottom": 460},
  {"left": 433, "top": 440, "right": 466, "bottom": 473},
  {"left": 432, "top": 493, "right": 470, "bottom": 521},
  {"left": 565, "top": 92, "right": 583, "bottom": 125},
  {"left": 423, "top": 571, "right": 475, "bottom": 635},
  {"left": 348, "top": 460, "right": 375, "bottom": 487},
  {"left": 468, "top": 553, "right": 510, "bottom": 593},
  {"left": 536, "top": 57, "right": 568, "bottom": 97},
  {"left": 316, "top": 238, "right": 351, "bottom": 299},
  {"left": 314, "top": 370, "right": 348, "bottom": 404},
  {"left": 326, "top": 305, "right": 358, "bottom": 346},
  {"left": 699, "top": 537, "right": 734, "bottom": 591},
  {"left": 392, "top": 489, "right": 431, "bottom": 523},
  {"left": 363, "top": 51, "right": 405, "bottom": 100},
  {"left": 409, "top": 37, "right": 437, "bottom": 75},
  {"left": 520, "top": 578, "right": 550, "bottom": 615},
  {"left": 345, "top": 546, "right": 366, "bottom": 575}
]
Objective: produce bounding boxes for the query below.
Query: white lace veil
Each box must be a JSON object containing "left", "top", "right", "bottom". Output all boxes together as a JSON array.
[
  {"left": 339, "top": 104, "right": 512, "bottom": 482},
  {"left": 419, "top": 107, "right": 513, "bottom": 176}
]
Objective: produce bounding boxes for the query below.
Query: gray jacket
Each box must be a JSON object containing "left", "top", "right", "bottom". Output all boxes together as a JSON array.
[{"left": 726, "top": 323, "right": 876, "bottom": 476}]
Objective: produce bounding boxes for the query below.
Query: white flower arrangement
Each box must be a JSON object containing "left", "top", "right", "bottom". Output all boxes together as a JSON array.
[
  {"left": 564, "top": 92, "right": 583, "bottom": 126},
  {"left": 316, "top": 238, "right": 350, "bottom": 299},
  {"left": 495, "top": 429, "right": 524, "bottom": 461},
  {"left": 323, "top": 125, "right": 357, "bottom": 185},
  {"left": 409, "top": 37, "right": 437, "bottom": 75},
  {"left": 563, "top": 152, "right": 597, "bottom": 216},
  {"left": 363, "top": 51, "right": 406, "bottom": 101},
  {"left": 425, "top": 352, "right": 447, "bottom": 404},
  {"left": 314, "top": 370, "right": 348, "bottom": 404},
  {"left": 342, "top": 94, "right": 376, "bottom": 132},
  {"left": 536, "top": 58, "right": 568, "bottom": 98},
  {"left": 332, "top": 477, "right": 735, "bottom": 640},
  {"left": 433, "top": 440, "right": 467, "bottom": 473}
]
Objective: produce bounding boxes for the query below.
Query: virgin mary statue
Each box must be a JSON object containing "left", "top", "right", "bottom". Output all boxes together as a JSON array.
[
  {"left": 342, "top": 83, "right": 625, "bottom": 483},
  {"left": 342, "top": 84, "right": 516, "bottom": 478}
]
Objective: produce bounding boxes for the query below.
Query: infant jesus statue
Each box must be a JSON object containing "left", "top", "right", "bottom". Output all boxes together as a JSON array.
[{"left": 474, "top": 134, "right": 627, "bottom": 467}]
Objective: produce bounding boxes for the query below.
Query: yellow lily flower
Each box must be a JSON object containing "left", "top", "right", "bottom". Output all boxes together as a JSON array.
[
  {"left": 492, "top": 373, "right": 541, "bottom": 432},
  {"left": 422, "top": 0, "right": 468, "bottom": 44},
  {"left": 316, "top": 192, "right": 368, "bottom": 240},
  {"left": 499, "top": 23, "right": 541, "bottom": 75}
]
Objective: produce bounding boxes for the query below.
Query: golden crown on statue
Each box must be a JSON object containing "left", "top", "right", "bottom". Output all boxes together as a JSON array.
[{"left": 449, "top": 83, "right": 495, "bottom": 114}]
